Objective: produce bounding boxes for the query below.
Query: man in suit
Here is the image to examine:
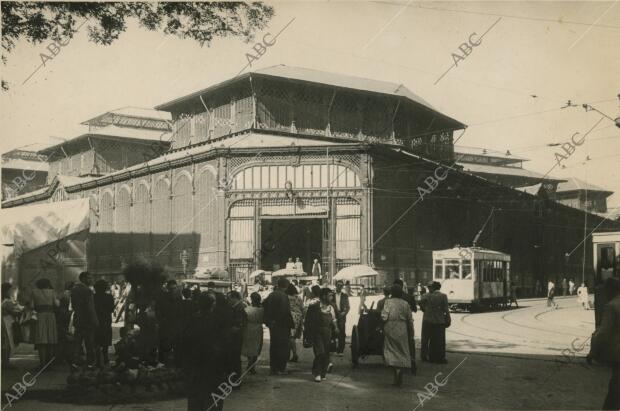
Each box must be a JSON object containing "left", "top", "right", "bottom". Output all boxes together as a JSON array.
[
  {"left": 589, "top": 277, "right": 620, "bottom": 410},
  {"left": 71, "top": 271, "right": 99, "bottom": 367},
  {"left": 334, "top": 280, "right": 350, "bottom": 356},
  {"left": 263, "top": 277, "right": 294, "bottom": 374},
  {"left": 420, "top": 281, "right": 451, "bottom": 364}
]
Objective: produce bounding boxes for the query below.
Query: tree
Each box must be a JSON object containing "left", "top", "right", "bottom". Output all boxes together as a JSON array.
[{"left": 1, "top": 1, "right": 275, "bottom": 89}]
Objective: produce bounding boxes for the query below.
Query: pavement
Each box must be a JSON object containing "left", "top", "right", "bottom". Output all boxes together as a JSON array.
[{"left": 1, "top": 296, "right": 611, "bottom": 411}]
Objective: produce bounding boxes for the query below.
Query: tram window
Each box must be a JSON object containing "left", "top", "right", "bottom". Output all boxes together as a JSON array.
[
  {"left": 434, "top": 261, "right": 443, "bottom": 279},
  {"left": 445, "top": 259, "right": 460, "bottom": 279},
  {"left": 462, "top": 261, "right": 472, "bottom": 279},
  {"left": 481, "top": 261, "right": 488, "bottom": 282}
]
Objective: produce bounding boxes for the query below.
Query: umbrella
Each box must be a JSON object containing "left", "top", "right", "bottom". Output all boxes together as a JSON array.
[
  {"left": 333, "top": 265, "right": 379, "bottom": 281},
  {"left": 272, "top": 268, "right": 307, "bottom": 277},
  {"left": 249, "top": 270, "right": 266, "bottom": 279}
]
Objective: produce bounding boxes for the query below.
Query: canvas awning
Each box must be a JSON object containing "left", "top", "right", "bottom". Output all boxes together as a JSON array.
[
  {"left": 1, "top": 198, "right": 91, "bottom": 255},
  {"left": 333, "top": 265, "right": 379, "bottom": 281}
]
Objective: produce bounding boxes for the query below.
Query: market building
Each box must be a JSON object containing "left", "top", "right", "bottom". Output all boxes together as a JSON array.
[
  {"left": 1, "top": 148, "right": 49, "bottom": 200},
  {"left": 556, "top": 177, "right": 613, "bottom": 213},
  {"left": 2, "top": 66, "right": 619, "bottom": 296}
]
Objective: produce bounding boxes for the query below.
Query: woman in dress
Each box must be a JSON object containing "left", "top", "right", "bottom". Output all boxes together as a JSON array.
[
  {"left": 287, "top": 283, "right": 303, "bottom": 362},
  {"left": 94, "top": 279, "right": 115, "bottom": 367},
  {"left": 304, "top": 287, "right": 338, "bottom": 382},
  {"left": 30, "top": 278, "right": 58, "bottom": 368},
  {"left": 242, "top": 292, "right": 264, "bottom": 374},
  {"left": 2, "top": 283, "right": 24, "bottom": 369},
  {"left": 577, "top": 282, "right": 589, "bottom": 310},
  {"left": 381, "top": 285, "right": 413, "bottom": 386}
]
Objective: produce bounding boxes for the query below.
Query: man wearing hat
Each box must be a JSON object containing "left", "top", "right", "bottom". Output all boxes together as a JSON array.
[
  {"left": 419, "top": 281, "right": 451, "bottom": 363},
  {"left": 418, "top": 281, "right": 434, "bottom": 361}
]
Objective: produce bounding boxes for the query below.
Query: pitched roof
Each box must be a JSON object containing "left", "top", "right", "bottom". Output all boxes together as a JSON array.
[
  {"left": 454, "top": 145, "right": 528, "bottom": 162},
  {"left": 81, "top": 106, "right": 171, "bottom": 126},
  {"left": 1, "top": 158, "right": 49, "bottom": 172},
  {"left": 556, "top": 177, "right": 612, "bottom": 194},
  {"left": 155, "top": 65, "right": 465, "bottom": 129},
  {"left": 457, "top": 162, "right": 565, "bottom": 182},
  {"left": 38, "top": 125, "right": 172, "bottom": 155},
  {"left": 253, "top": 65, "right": 436, "bottom": 109}
]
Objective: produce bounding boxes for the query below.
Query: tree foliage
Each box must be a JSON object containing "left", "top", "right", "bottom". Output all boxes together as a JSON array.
[{"left": 1, "top": 1, "right": 275, "bottom": 89}]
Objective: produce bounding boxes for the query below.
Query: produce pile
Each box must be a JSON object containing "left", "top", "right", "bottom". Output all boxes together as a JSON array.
[{"left": 65, "top": 365, "right": 186, "bottom": 403}]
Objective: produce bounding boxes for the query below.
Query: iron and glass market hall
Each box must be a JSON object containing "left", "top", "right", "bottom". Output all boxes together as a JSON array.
[{"left": 3, "top": 66, "right": 618, "bottom": 294}]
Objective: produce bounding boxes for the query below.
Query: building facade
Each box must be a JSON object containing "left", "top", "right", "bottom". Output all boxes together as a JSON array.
[
  {"left": 3, "top": 66, "right": 619, "bottom": 295},
  {"left": 556, "top": 177, "right": 613, "bottom": 213}
]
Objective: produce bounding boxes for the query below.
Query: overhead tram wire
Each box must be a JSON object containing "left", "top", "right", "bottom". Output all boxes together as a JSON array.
[
  {"left": 468, "top": 98, "right": 618, "bottom": 128},
  {"left": 449, "top": 130, "right": 619, "bottom": 155},
  {"left": 372, "top": 1, "right": 620, "bottom": 30}
]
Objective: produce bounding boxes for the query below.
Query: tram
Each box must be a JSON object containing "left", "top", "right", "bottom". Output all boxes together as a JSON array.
[
  {"left": 432, "top": 247, "right": 511, "bottom": 311},
  {"left": 592, "top": 231, "right": 620, "bottom": 326}
]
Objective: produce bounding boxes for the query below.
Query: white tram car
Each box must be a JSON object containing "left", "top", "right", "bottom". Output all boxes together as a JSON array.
[{"left": 432, "top": 247, "right": 511, "bottom": 311}]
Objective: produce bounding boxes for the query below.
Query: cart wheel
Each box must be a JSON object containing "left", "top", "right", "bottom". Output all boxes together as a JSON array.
[{"left": 351, "top": 326, "right": 359, "bottom": 367}]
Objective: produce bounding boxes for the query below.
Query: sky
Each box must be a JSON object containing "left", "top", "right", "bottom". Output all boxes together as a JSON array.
[{"left": 1, "top": 1, "right": 619, "bottom": 207}]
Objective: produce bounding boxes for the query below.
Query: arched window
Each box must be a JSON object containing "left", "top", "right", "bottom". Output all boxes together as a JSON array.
[
  {"left": 132, "top": 182, "right": 150, "bottom": 256},
  {"left": 171, "top": 173, "right": 194, "bottom": 271},
  {"left": 152, "top": 177, "right": 171, "bottom": 234},
  {"left": 115, "top": 185, "right": 132, "bottom": 263},
  {"left": 152, "top": 177, "right": 171, "bottom": 264},
  {"left": 132, "top": 182, "right": 150, "bottom": 234},
  {"left": 99, "top": 190, "right": 114, "bottom": 233},
  {"left": 172, "top": 174, "right": 193, "bottom": 234},
  {"left": 115, "top": 186, "right": 131, "bottom": 233},
  {"left": 195, "top": 167, "right": 218, "bottom": 264}
]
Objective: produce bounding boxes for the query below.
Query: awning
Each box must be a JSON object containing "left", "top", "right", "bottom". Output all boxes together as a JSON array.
[
  {"left": 333, "top": 265, "right": 379, "bottom": 281},
  {"left": 1, "top": 198, "right": 91, "bottom": 255}
]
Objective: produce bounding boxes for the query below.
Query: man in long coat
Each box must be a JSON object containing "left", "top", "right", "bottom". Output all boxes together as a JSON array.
[{"left": 263, "top": 277, "right": 294, "bottom": 374}]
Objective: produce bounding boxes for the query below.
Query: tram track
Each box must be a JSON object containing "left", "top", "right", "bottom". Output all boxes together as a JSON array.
[
  {"left": 501, "top": 307, "right": 591, "bottom": 339},
  {"left": 445, "top": 324, "right": 570, "bottom": 356},
  {"left": 457, "top": 313, "right": 565, "bottom": 347}
]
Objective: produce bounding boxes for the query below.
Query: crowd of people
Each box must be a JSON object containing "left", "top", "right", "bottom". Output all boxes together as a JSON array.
[
  {"left": 1, "top": 273, "right": 123, "bottom": 371},
  {"left": 3, "top": 270, "right": 619, "bottom": 411}
]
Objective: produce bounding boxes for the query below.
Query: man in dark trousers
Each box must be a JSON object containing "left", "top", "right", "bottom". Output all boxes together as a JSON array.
[
  {"left": 420, "top": 281, "right": 451, "bottom": 363},
  {"left": 157, "top": 279, "right": 180, "bottom": 365},
  {"left": 419, "top": 281, "right": 435, "bottom": 362},
  {"left": 71, "top": 271, "right": 99, "bottom": 367},
  {"left": 588, "top": 277, "right": 620, "bottom": 410},
  {"left": 228, "top": 290, "right": 248, "bottom": 386},
  {"left": 334, "top": 280, "right": 350, "bottom": 356},
  {"left": 263, "top": 277, "right": 294, "bottom": 375}
]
